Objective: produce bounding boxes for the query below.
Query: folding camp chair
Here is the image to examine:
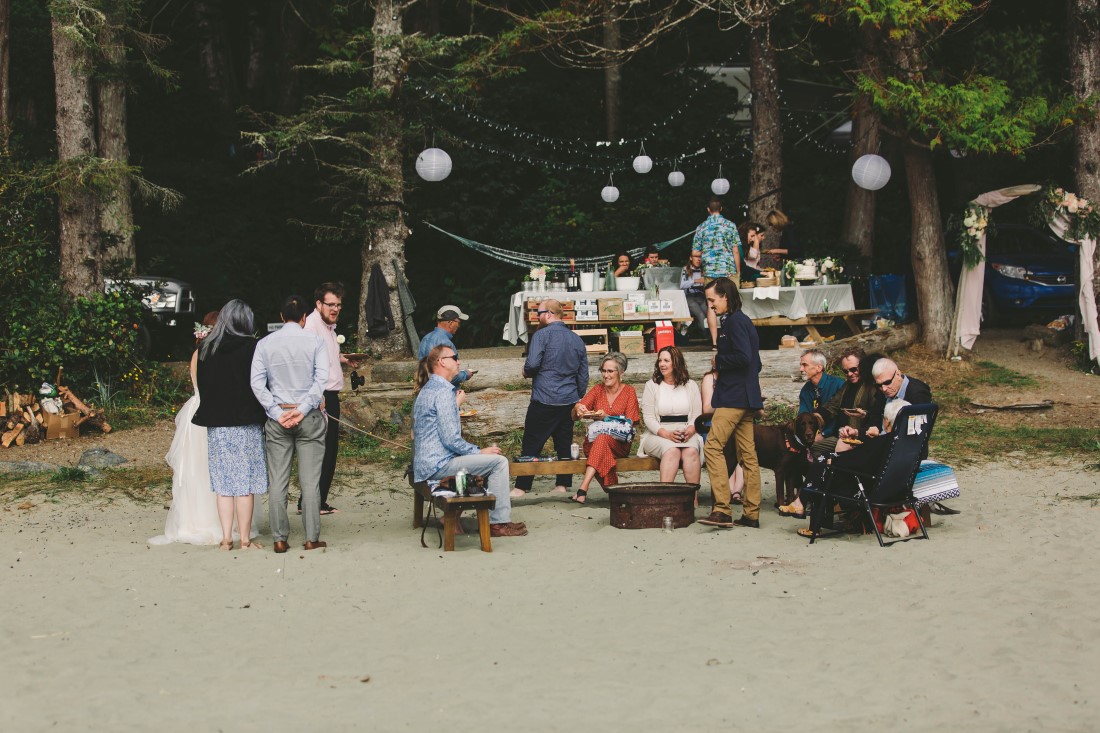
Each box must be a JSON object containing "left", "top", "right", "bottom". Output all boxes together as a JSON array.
[{"left": 802, "top": 403, "right": 938, "bottom": 547}]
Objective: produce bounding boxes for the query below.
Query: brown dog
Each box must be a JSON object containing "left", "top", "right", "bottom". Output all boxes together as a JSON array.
[{"left": 751, "top": 413, "right": 818, "bottom": 507}]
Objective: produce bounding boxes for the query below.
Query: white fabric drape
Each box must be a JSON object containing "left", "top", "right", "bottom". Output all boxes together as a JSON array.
[
  {"left": 953, "top": 185, "right": 1040, "bottom": 353},
  {"left": 1047, "top": 214, "right": 1100, "bottom": 360}
]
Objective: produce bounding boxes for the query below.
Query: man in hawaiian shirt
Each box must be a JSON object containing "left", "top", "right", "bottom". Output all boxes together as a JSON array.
[{"left": 692, "top": 197, "right": 742, "bottom": 348}]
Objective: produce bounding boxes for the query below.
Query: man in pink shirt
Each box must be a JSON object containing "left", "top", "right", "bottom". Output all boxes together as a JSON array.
[{"left": 300, "top": 282, "right": 360, "bottom": 515}]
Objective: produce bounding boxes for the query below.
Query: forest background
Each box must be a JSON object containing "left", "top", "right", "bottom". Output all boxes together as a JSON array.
[{"left": 0, "top": 0, "right": 1095, "bottom": 397}]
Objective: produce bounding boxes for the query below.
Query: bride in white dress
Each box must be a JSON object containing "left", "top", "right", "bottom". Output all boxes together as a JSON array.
[{"left": 150, "top": 316, "right": 259, "bottom": 545}]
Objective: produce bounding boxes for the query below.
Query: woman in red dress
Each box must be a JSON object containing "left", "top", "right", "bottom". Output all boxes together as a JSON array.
[{"left": 571, "top": 352, "right": 640, "bottom": 504}]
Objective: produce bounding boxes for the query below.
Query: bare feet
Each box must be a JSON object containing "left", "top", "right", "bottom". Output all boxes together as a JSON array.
[
  {"left": 550, "top": 485, "right": 569, "bottom": 493},
  {"left": 510, "top": 488, "right": 527, "bottom": 498},
  {"left": 240, "top": 541, "right": 263, "bottom": 550}
]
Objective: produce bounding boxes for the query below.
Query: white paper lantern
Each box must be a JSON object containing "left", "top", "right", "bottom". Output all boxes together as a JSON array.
[
  {"left": 851, "top": 154, "right": 891, "bottom": 191},
  {"left": 415, "top": 147, "right": 452, "bottom": 182},
  {"left": 601, "top": 186, "right": 620, "bottom": 203},
  {"left": 668, "top": 170, "right": 685, "bottom": 187},
  {"left": 633, "top": 155, "right": 653, "bottom": 174},
  {"left": 711, "top": 177, "right": 730, "bottom": 196}
]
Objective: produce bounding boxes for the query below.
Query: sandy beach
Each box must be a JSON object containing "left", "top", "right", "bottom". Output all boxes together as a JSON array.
[{"left": 3, "top": 454, "right": 1099, "bottom": 732}]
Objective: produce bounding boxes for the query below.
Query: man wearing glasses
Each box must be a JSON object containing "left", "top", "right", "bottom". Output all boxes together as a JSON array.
[
  {"left": 511, "top": 299, "right": 588, "bottom": 498},
  {"left": 862, "top": 357, "right": 932, "bottom": 438},
  {"left": 412, "top": 346, "right": 527, "bottom": 537},
  {"left": 417, "top": 305, "right": 473, "bottom": 388},
  {"left": 811, "top": 346, "right": 878, "bottom": 456},
  {"left": 301, "top": 282, "right": 361, "bottom": 515}
]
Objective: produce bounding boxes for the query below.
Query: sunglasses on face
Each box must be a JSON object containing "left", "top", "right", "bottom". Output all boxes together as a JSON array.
[
  {"left": 843, "top": 366, "right": 860, "bottom": 375},
  {"left": 876, "top": 371, "right": 897, "bottom": 388}
]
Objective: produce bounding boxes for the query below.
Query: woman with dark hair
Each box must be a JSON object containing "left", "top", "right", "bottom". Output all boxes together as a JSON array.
[
  {"left": 612, "top": 252, "right": 633, "bottom": 277},
  {"left": 150, "top": 311, "right": 230, "bottom": 546},
  {"left": 639, "top": 346, "right": 703, "bottom": 484},
  {"left": 699, "top": 277, "right": 763, "bottom": 529},
  {"left": 737, "top": 221, "right": 767, "bottom": 281},
  {"left": 192, "top": 300, "right": 268, "bottom": 550}
]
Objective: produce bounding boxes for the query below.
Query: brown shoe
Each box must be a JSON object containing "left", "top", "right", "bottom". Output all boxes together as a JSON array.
[
  {"left": 490, "top": 522, "right": 528, "bottom": 537},
  {"left": 303, "top": 540, "right": 328, "bottom": 550},
  {"left": 273, "top": 541, "right": 289, "bottom": 554},
  {"left": 698, "top": 511, "right": 734, "bottom": 528},
  {"left": 733, "top": 516, "right": 760, "bottom": 528}
]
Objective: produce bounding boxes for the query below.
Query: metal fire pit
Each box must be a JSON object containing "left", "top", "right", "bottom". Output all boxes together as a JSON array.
[{"left": 605, "top": 482, "right": 699, "bottom": 529}]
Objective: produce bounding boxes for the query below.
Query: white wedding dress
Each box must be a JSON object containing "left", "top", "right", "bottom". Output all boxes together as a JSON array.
[{"left": 148, "top": 376, "right": 259, "bottom": 545}]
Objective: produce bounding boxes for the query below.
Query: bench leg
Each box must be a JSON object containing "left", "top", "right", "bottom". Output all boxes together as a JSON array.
[
  {"left": 413, "top": 491, "right": 425, "bottom": 529},
  {"left": 476, "top": 508, "right": 492, "bottom": 553},
  {"left": 443, "top": 509, "right": 457, "bottom": 551},
  {"left": 804, "top": 325, "right": 826, "bottom": 343}
]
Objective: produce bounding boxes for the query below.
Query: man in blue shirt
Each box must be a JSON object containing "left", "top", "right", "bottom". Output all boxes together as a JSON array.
[
  {"left": 251, "top": 294, "right": 329, "bottom": 553},
  {"left": 798, "top": 349, "right": 844, "bottom": 437},
  {"left": 417, "top": 305, "right": 471, "bottom": 388},
  {"left": 413, "top": 345, "right": 527, "bottom": 537},
  {"left": 511, "top": 299, "right": 588, "bottom": 498}
]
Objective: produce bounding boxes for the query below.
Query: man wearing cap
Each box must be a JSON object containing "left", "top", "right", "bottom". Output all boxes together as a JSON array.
[{"left": 418, "top": 305, "right": 472, "bottom": 388}]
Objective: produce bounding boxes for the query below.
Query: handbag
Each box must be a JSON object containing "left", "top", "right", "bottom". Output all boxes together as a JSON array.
[{"left": 586, "top": 415, "right": 635, "bottom": 443}]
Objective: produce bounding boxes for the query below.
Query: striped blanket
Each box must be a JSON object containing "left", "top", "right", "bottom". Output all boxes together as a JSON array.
[{"left": 912, "top": 460, "right": 960, "bottom": 506}]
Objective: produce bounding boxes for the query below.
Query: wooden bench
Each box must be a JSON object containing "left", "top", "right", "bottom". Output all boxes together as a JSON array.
[
  {"left": 751, "top": 308, "right": 879, "bottom": 343},
  {"left": 410, "top": 476, "right": 497, "bottom": 552},
  {"left": 508, "top": 455, "right": 661, "bottom": 477}
]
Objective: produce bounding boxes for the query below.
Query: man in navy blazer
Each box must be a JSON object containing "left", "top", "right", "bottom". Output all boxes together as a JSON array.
[{"left": 699, "top": 277, "right": 764, "bottom": 529}]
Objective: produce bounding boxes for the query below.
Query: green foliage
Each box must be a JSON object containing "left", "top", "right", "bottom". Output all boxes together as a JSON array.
[
  {"left": 970, "top": 361, "right": 1038, "bottom": 389},
  {"left": 0, "top": 154, "right": 145, "bottom": 393},
  {"left": 50, "top": 467, "right": 89, "bottom": 484}
]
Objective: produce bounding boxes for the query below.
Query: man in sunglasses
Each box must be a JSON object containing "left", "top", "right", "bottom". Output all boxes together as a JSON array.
[
  {"left": 810, "top": 346, "right": 879, "bottom": 456},
  {"left": 862, "top": 357, "right": 932, "bottom": 438}
]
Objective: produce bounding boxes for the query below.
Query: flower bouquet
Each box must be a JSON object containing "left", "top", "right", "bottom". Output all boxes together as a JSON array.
[
  {"left": 955, "top": 202, "right": 989, "bottom": 268},
  {"left": 818, "top": 256, "right": 844, "bottom": 283},
  {"left": 1035, "top": 186, "right": 1100, "bottom": 243}
]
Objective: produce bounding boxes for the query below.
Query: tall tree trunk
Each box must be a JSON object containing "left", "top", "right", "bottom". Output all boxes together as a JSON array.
[
  {"left": 748, "top": 23, "right": 782, "bottom": 224},
  {"left": 0, "top": 0, "right": 10, "bottom": 151},
  {"left": 1068, "top": 0, "right": 1100, "bottom": 354},
  {"left": 602, "top": 8, "right": 621, "bottom": 140},
  {"left": 359, "top": 0, "right": 409, "bottom": 354},
  {"left": 841, "top": 26, "right": 883, "bottom": 259},
  {"left": 96, "top": 19, "right": 134, "bottom": 273},
  {"left": 244, "top": 3, "right": 266, "bottom": 108},
  {"left": 193, "top": 0, "right": 237, "bottom": 113},
  {"left": 51, "top": 10, "right": 102, "bottom": 297},
  {"left": 903, "top": 144, "right": 954, "bottom": 353}
]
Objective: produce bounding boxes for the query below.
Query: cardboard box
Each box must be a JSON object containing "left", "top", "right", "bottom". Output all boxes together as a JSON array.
[
  {"left": 45, "top": 412, "right": 79, "bottom": 440},
  {"left": 612, "top": 331, "right": 645, "bottom": 355},
  {"left": 597, "top": 297, "right": 624, "bottom": 320},
  {"left": 643, "top": 321, "right": 676, "bottom": 353}
]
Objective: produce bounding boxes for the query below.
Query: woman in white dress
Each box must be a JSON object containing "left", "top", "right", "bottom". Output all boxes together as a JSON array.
[
  {"left": 639, "top": 346, "right": 704, "bottom": 484},
  {"left": 149, "top": 312, "right": 227, "bottom": 546}
]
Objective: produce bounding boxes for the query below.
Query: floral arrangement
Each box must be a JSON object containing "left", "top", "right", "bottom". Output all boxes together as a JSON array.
[
  {"left": 194, "top": 323, "right": 213, "bottom": 340},
  {"left": 526, "top": 266, "right": 547, "bottom": 282},
  {"left": 818, "top": 256, "right": 844, "bottom": 277},
  {"left": 782, "top": 260, "right": 798, "bottom": 283},
  {"left": 1035, "top": 186, "right": 1100, "bottom": 243},
  {"left": 956, "top": 202, "right": 989, "bottom": 268}
]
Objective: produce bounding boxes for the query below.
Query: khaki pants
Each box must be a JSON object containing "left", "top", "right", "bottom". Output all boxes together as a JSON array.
[{"left": 703, "top": 407, "right": 761, "bottom": 519}]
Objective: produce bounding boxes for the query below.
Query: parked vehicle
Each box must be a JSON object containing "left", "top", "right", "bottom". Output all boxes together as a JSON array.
[
  {"left": 952, "top": 223, "right": 1077, "bottom": 326},
  {"left": 106, "top": 276, "right": 197, "bottom": 357}
]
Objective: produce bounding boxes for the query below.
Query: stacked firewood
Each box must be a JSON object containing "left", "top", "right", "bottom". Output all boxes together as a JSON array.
[{"left": 1, "top": 387, "right": 112, "bottom": 448}]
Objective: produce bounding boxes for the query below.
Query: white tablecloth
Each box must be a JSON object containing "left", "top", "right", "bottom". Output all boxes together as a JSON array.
[
  {"left": 503, "top": 289, "right": 691, "bottom": 345},
  {"left": 739, "top": 284, "right": 855, "bottom": 321}
]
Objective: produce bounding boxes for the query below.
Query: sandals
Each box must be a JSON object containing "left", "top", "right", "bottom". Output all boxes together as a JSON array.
[
  {"left": 240, "top": 541, "right": 263, "bottom": 550},
  {"left": 571, "top": 489, "right": 588, "bottom": 504},
  {"left": 218, "top": 540, "right": 233, "bottom": 551},
  {"left": 777, "top": 503, "right": 806, "bottom": 519},
  {"left": 797, "top": 527, "right": 816, "bottom": 538},
  {"left": 730, "top": 492, "right": 743, "bottom": 505}
]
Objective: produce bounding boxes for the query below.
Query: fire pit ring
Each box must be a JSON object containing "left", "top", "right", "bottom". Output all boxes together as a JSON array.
[{"left": 605, "top": 482, "right": 699, "bottom": 529}]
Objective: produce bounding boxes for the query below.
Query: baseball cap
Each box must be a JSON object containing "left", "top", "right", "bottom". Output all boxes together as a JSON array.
[{"left": 436, "top": 305, "right": 469, "bottom": 321}]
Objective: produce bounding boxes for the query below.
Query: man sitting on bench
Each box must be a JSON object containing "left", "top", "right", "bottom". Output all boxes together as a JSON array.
[{"left": 412, "top": 345, "right": 528, "bottom": 538}]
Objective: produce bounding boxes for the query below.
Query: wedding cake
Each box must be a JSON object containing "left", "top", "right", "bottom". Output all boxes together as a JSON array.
[{"left": 793, "top": 263, "right": 817, "bottom": 280}]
